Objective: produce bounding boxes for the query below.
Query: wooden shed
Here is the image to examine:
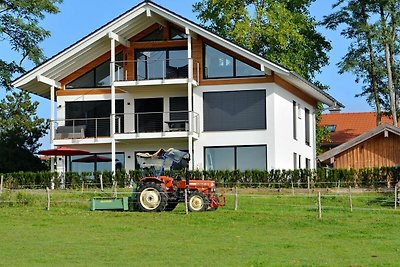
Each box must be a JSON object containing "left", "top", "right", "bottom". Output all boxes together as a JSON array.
[{"left": 318, "top": 124, "right": 400, "bottom": 169}]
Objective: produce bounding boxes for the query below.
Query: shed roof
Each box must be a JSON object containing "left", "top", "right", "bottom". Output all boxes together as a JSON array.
[
  {"left": 320, "top": 112, "right": 394, "bottom": 146},
  {"left": 318, "top": 123, "right": 400, "bottom": 163}
]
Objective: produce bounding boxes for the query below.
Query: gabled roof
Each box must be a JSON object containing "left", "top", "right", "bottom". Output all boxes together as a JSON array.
[
  {"left": 12, "top": 0, "right": 342, "bottom": 108},
  {"left": 320, "top": 112, "right": 395, "bottom": 145},
  {"left": 318, "top": 123, "right": 400, "bottom": 163}
]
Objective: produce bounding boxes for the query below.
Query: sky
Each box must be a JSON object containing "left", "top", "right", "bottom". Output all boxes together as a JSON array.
[{"left": 1, "top": 0, "right": 372, "bottom": 149}]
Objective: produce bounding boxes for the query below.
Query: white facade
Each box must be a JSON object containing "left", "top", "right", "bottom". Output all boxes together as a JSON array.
[{"left": 12, "top": 1, "right": 340, "bottom": 173}]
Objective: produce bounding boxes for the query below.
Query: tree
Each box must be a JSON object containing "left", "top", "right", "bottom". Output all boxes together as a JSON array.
[
  {"left": 193, "top": 0, "right": 331, "bottom": 80},
  {"left": 323, "top": 0, "right": 400, "bottom": 126},
  {"left": 0, "top": 91, "right": 50, "bottom": 172},
  {"left": 193, "top": 0, "right": 332, "bottom": 154},
  {"left": 0, "top": 0, "right": 62, "bottom": 172}
]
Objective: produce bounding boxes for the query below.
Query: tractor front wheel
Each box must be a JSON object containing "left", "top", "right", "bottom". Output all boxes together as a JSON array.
[
  {"left": 188, "top": 192, "right": 209, "bottom": 212},
  {"left": 137, "top": 183, "right": 168, "bottom": 212}
]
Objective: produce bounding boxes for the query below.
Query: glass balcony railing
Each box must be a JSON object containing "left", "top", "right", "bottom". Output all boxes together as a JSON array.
[{"left": 114, "top": 58, "right": 200, "bottom": 82}]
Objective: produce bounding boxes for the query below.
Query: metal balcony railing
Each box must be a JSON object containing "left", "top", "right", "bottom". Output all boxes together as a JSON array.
[
  {"left": 116, "top": 111, "right": 200, "bottom": 134},
  {"left": 114, "top": 58, "right": 200, "bottom": 82},
  {"left": 54, "top": 116, "right": 123, "bottom": 139},
  {"left": 53, "top": 111, "right": 199, "bottom": 140}
]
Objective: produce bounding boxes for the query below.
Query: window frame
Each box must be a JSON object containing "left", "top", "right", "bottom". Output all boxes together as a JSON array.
[
  {"left": 305, "top": 158, "right": 311, "bottom": 169},
  {"left": 203, "top": 43, "right": 265, "bottom": 79},
  {"left": 204, "top": 145, "right": 267, "bottom": 171},
  {"left": 134, "top": 47, "right": 188, "bottom": 80},
  {"left": 203, "top": 90, "right": 267, "bottom": 132},
  {"left": 293, "top": 101, "right": 297, "bottom": 140},
  {"left": 169, "top": 26, "right": 188, "bottom": 40},
  {"left": 69, "top": 152, "right": 125, "bottom": 172},
  {"left": 305, "top": 108, "right": 310, "bottom": 146},
  {"left": 66, "top": 52, "right": 123, "bottom": 89}
]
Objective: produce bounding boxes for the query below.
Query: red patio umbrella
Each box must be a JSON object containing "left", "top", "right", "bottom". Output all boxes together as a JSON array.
[
  {"left": 38, "top": 146, "right": 91, "bottom": 156},
  {"left": 72, "top": 155, "right": 114, "bottom": 163},
  {"left": 38, "top": 147, "right": 91, "bottom": 189}
]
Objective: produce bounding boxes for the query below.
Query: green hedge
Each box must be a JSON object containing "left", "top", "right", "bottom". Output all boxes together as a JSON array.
[{"left": 0, "top": 167, "right": 399, "bottom": 189}]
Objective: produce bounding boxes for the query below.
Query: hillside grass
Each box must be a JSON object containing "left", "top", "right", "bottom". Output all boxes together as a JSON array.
[{"left": 0, "top": 190, "right": 399, "bottom": 266}]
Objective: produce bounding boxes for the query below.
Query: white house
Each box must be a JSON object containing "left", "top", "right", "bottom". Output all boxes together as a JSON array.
[{"left": 12, "top": 1, "right": 342, "bottom": 173}]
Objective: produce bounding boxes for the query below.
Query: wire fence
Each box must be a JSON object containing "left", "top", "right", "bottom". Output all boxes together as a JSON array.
[{"left": 1, "top": 183, "right": 399, "bottom": 216}]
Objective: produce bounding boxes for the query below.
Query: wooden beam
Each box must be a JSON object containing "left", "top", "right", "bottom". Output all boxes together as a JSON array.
[
  {"left": 261, "top": 65, "right": 272, "bottom": 75},
  {"left": 108, "top": 32, "right": 130, "bottom": 47},
  {"left": 36, "top": 75, "right": 61, "bottom": 88},
  {"left": 146, "top": 8, "right": 167, "bottom": 27}
]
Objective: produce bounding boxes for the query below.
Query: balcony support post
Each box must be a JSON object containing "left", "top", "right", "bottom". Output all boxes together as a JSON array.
[
  {"left": 110, "top": 37, "right": 116, "bottom": 175},
  {"left": 50, "top": 85, "right": 55, "bottom": 172},
  {"left": 186, "top": 28, "right": 193, "bottom": 81},
  {"left": 36, "top": 75, "right": 61, "bottom": 172},
  {"left": 186, "top": 28, "right": 194, "bottom": 170},
  {"left": 188, "top": 84, "right": 193, "bottom": 171}
]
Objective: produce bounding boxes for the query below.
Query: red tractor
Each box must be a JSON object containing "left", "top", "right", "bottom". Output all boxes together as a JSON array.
[{"left": 135, "top": 148, "right": 225, "bottom": 212}]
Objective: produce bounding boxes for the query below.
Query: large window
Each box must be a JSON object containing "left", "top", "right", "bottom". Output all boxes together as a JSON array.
[
  {"left": 139, "top": 27, "right": 164, "bottom": 41},
  {"left": 170, "top": 97, "right": 188, "bottom": 120},
  {"left": 203, "top": 90, "right": 266, "bottom": 131},
  {"left": 305, "top": 108, "right": 310, "bottom": 146},
  {"left": 66, "top": 53, "right": 123, "bottom": 89},
  {"left": 69, "top": 152, "right": 125, "bottom": 173},
  {"left": 293, "top": 101, "right": 297, "bottom": 140},
  {"left": 134, "top": 98, "right": 163, "bottom": 133},
  {"left": 65, "top": 100, "right": 124, "bottom": 137},
  {"left": 204, "top": 44, "right": 264, "bottom": 79},
  {"left": 135, "top": 48, "right": 188, "bottom": 80},
  {"left": 170, "top": 27, "right": 187, "bottom": 40},
  {"left": 205, "top": 145, "right": 267, "bottom": 171}
]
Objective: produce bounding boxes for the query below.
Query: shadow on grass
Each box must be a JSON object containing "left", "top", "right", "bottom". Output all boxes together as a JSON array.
[{"left": 366, "top": 196, "right": 395, "bottom": 207}]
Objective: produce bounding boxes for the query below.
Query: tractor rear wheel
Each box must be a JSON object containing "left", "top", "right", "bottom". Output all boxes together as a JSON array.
[
  {"left": 188, "top": 192, "right": 209, "bottom": 212},
  {"left": 137, "top": 183, "right": 168, "bottom": 212}
]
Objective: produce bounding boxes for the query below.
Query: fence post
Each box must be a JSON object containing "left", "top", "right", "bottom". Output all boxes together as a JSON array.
[
  {"left": 46, "top": 187, "right": 50, "bottom": 211},
  {"left": 100, "top": 174, "right": 104, "bottom": 192},
  {"left": 0, "top": 175, "right": 3, "bottom": 194},
  {"left": 291, "top": 181, "right": 294, "bottom": 196},
  {"left": 51, "top": 175, "right": 55, "bottom": 190},
  {"left": 234, "top": 187, "right": 238, "bottom": 211},
  {"left": 307, "top": 176, "right": 311, "bottom": 195},
  {"left": 112, "top": 180, "right": 117, "bottom": 198},
  {"left": 317, "top": 192, "right": 322, "bottom": 219},
  {"left": 395, "top": 185, "right": 398, "bottom": 210},
  {"left": 349, "top": 186, "right": 353, "bottom": 212},
  {"left": 184, "top": 188, "right": 188, "bottom": 215}
]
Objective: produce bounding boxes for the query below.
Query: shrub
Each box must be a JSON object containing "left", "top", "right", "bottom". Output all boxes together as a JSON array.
[{"left": 0, "top": 166, "right": 398, "bottom": 189}]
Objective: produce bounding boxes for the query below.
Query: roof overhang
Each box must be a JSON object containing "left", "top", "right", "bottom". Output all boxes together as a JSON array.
[{"left": 12, "top": 1, "right": 342, "bottom": 108}]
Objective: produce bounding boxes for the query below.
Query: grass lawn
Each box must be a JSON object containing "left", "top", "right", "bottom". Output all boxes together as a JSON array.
[{"left": 0, "top": 190, "right": 399, "bottom": 266}]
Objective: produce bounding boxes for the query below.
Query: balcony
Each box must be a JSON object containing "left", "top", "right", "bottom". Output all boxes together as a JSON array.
[
  {"left": 113, "top": 58, "right": 200, "bottom": 87},
  {"left": 53, "top": 111, "right": 199, "bottom": 144}
]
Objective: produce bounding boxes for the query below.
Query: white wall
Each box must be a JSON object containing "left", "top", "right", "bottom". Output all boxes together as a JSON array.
[
  {"left": 192, "top": 83, "right": 274, "bottom": 170},
  {"left": 192, "top": 82, "right": 316, "bottom": 170},
  {"left": 271, "top": 84, "right": 315, "bottom": 169},
  {"left": 56, "top": 80, "right": 317, "bottom": 171}
]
